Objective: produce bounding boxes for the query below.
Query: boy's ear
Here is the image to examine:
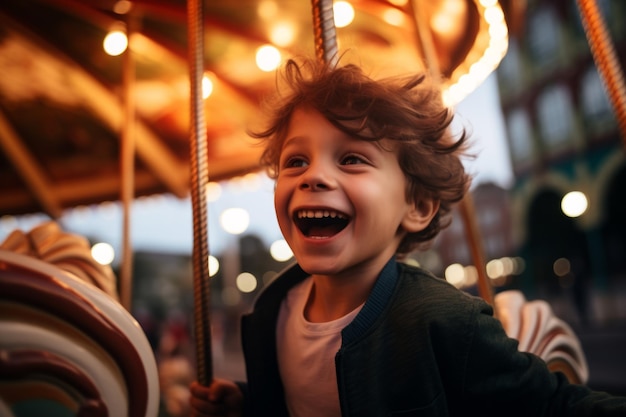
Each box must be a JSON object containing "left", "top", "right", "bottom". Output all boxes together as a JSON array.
[{"left": 402, "top": 199, "right": 439, "bottom": 233}]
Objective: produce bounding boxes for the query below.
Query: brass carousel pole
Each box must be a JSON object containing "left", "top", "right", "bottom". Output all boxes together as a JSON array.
[
  {"left": 407, "top": 0, "right": 495, "bottom": 307},
  {"left": 188, "top": 0, "right": 213, "bottom": 385},
  {"left": 575, "top": 0, "right": 626, "bottom": 145},
  {"left": 120, "top": 14, "right": 137, "bottom": 310},
  {"left": 457, "top": 193, "right": 494, "bottom": 306},
  {"left": 311, "top": 0, "right": 339, "bottom": 68}
]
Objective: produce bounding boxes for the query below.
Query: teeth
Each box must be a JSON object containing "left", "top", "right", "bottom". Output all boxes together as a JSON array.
[{"left": 297, "top": 209, "right": 345, "bottom": 219}]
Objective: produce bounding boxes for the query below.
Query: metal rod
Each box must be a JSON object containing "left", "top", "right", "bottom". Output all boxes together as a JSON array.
[
  {"left": 120, "top": 13, "right": 136, "bottom": 311},
  {"left": 576, "top": 0, "right": 626, "bottom": 146},
  {"left": 408, "top": 0, "right": 494, "bottom": 305},
  {"left": 188, "top": 0, "right": 213, "bottom": 385},
  {"left": 458, "top": 193, "right": 494, "bottom": 307},
  {"left": 408, "top": 0, "right": 441, "bottom": 80},
  {"left": 311, "top": 0, "right": 338, "bottom": 67}
]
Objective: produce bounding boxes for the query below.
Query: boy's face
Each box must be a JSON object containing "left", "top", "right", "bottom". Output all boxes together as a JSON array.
[{"left": 274, "top": 106, "right": 434, "bottom": 278}]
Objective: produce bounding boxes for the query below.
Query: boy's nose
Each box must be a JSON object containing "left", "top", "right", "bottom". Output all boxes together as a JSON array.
[
  {"left": 300, "top": 181, "right": 329, "bottom": 191},
  {"left": 298, "top": 163, "right": 334, "bottom": 191}
]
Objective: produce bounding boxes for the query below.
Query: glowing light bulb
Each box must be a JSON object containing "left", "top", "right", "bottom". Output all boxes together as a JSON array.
[{"left": 103, "top": 29, "right": 128, "bottom": 56}]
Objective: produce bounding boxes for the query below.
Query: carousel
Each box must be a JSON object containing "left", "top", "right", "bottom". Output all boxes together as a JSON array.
[{"left": 1, "top": 0, "right": 623, "bottom": 415}]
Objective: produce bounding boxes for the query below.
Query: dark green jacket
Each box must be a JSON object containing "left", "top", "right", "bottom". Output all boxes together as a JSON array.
[{"left": 240, "top": 259, "right": 625, "bottom": 416}]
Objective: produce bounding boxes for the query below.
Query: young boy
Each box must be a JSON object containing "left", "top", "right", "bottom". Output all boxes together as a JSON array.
[{"left": 189, "top": 58, "right": 626, "bottom": 417}]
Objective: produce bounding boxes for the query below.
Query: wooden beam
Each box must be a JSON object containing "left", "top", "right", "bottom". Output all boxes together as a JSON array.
[
  {"left": 0, "top": 110, "right": 63, "bottom": 218},
  {"left": 0, "top": 169, "right": 184, "bottom": 215},
  {"left": 66, "top": 60, "right": 190, "bottom": 198}
]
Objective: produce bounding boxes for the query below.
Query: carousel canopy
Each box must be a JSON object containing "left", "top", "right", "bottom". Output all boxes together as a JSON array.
[{"left": 0, "top": 0, "right": 515, "bottom": 218}]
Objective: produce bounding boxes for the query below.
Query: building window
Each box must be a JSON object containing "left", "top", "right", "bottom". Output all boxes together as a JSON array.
[
  {"left": 498, "top": 39, "right": 523, "bottom": 91},
  {"left": 580, "top": 65, "right": 616, "bottom": 133},
  {"left": 507, "top": 108, "right": 533, "bottom": 163},
  {"left": 536, "top": 84, "right": 574, "bottom": 149},
  {"left": 527, "top": 7, "right": 560, "bottom": 69}
]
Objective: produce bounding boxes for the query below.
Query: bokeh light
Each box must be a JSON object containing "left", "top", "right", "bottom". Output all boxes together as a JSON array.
[
  {"left": 561, "top": 191, "right": 588, "bottom": 218},
  {"left": 220, "top": 208, "right": 250, "bottom": 235},
  {"left": 202, "top": 74, "right": 214, "bottom": 99},
  {"left": 208, "top": 255, "right": 219, "bottom": 277},
  {"left": 334, "top": 1, "right": 355, "bottom": 28},
  {"left": 103, "top": 29, "right": 127, "bottom": 56},
  {"left": 236, "top": 272, "right": 258, "bottom": 293},
  {"left": 256, "top": 45, "right": 281, "bottom": 72},
  {"left": 445, "top": 263, "right": 465, "bottom": 287},
  {"left": 270, "top": 239, "right": 293, "bottom": 262},
  {"left": 91, "top": 242, "right": 115, "bottom": 265}
]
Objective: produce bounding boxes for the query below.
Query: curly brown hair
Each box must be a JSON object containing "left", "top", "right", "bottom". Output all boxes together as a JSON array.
[{"left": 250, "top": 57, "right": 472, "bottom": 254}]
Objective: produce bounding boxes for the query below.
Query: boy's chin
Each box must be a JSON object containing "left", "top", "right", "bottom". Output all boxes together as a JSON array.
[{"left": 294, "top": 257, "right": 342, "bottom": 276}]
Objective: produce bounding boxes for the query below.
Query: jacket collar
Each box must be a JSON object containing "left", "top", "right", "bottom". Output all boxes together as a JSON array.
[
  {"left": 341, "top": 257, "right": 399, "bottom": 346},
  {"left": 252, "top": 256, "right": 399, "bottom": 344}
]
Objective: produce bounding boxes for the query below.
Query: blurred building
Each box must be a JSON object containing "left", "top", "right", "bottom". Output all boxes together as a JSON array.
[
  {"left": 434, "top": 182, "right": 514, "bottom": 269},
  {"left": 493, "top": 0, "right": 626, "bottom": 318}
]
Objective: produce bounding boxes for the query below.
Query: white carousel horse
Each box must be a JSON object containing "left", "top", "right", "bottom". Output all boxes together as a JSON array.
[
  {"left": 0, "top": 222, "right": 159, "bottom": 417},
  {"left": 494, "top": 290, "right": 589, "bottom": 385}
]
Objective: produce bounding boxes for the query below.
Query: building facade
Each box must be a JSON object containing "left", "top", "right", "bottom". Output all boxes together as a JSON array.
[{"left": 494, "top": 0, "right": 626, "bottom": 319}]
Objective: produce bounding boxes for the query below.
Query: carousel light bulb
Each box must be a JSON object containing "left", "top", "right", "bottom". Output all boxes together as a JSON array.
[
  {"left": 113, "top": 0, "right": 132, "bottom": 14},
  {"left": 256, "top": 45, "right": 281, "bottom": 72},
  {"left": 269, "top": 21, "right": 297, "bottom": 47},
  {"left": 333, "top": 1, "right": 355, "bottom": 28},
  {"left": 382, "top": 8, "right": 406, "bottom": 27},
  {"left": 103, "top": 29, "right": 128, "bottom": 56}
]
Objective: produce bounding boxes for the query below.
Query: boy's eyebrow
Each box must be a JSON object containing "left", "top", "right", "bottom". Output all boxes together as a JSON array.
[
  {"left": 279, "top": 135, "right": 319, "bottom": 159},
  {"left": 281, "top": 135, "right": 307, "bottom": 150}
]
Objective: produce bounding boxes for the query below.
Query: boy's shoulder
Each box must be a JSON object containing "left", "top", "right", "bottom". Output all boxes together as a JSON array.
[
  {"left": 394, "top": 260, "right": 491, "bottom": 317},
  {"left": 396, "top": 261, "right": 462, "bottom": 293}
]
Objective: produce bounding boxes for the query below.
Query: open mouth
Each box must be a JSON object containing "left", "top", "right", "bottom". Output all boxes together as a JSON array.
[{"left": 294, "top": 209, "right": 350, "bottom": 238}]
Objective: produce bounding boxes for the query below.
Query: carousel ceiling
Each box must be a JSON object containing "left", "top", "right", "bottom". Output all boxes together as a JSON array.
[{"left": 0, "top": 0, "right": 516, "bottom": 218}]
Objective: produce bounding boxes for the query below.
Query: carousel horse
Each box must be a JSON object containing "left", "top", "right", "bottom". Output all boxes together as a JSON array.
[
  {"left": 494, "top": 289, "right": 589, "bottom": 385},
  {"left": 0, "top": 222, "right": 159, "bottom": 417}
]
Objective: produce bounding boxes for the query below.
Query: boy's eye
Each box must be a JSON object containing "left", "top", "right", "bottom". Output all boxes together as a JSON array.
[
  {"left": 283, "top": 157, "right": 307, "bottom": 168},
  {"left": 341, "top": 155, "right": 365, "bottom": 165}
]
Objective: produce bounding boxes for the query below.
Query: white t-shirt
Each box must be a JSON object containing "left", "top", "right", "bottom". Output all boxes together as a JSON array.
[{"left": 276, "top": 277, "right": 363, "bottom": 417}]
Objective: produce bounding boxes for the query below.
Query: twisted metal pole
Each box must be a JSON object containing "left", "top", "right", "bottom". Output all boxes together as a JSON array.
[
  {"left": 408, "top": 0, "right": 494, "bottom": 306},
  {"left": 120, "top": 13, "right": 136, "bottom": 311},
  {"left": 311, "top": 0, "right": 338, "bottom": 67},
  {"left": 575, "top": 0, "right": 626, "bottom": 146},
  {"left": 188, "top": 0, "right": 213, "bottom": 385}
]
